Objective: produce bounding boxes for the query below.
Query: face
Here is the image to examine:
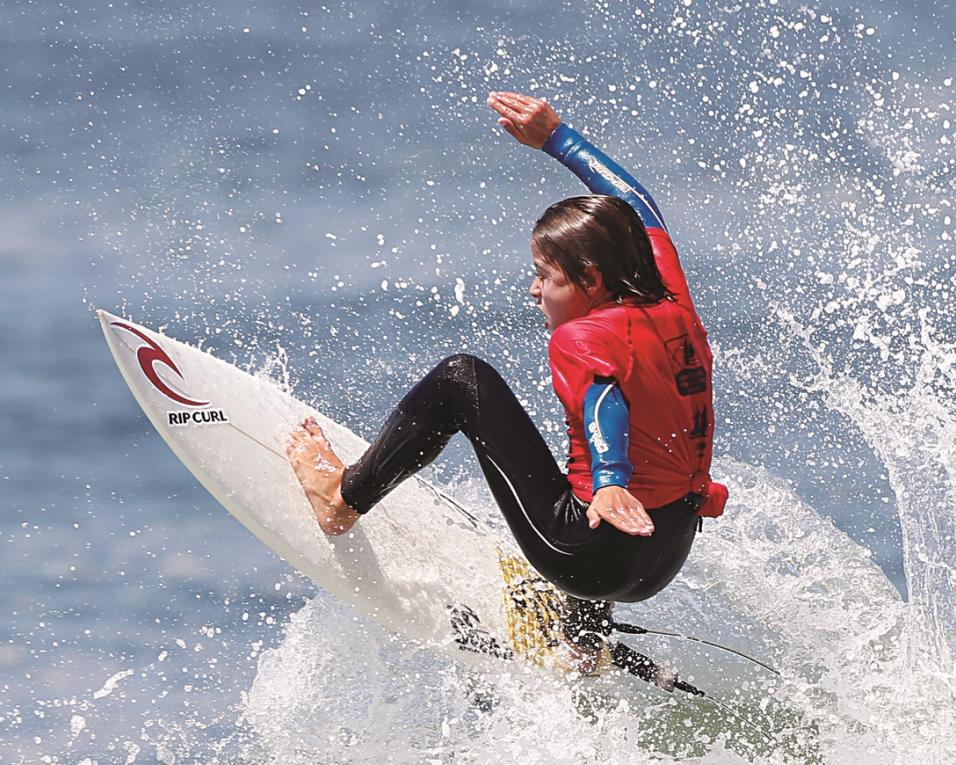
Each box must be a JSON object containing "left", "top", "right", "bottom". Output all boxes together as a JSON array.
[{"left": 529, "top": 255, "right": 594, "bottom": 331}]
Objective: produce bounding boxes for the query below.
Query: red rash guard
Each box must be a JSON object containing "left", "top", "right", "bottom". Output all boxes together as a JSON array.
[{"left": 548, "top": 228, "right": 719, "bottom": 511}]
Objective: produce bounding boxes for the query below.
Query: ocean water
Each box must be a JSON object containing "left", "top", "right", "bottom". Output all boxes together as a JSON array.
[{"left": 1, "top": 0, "right": 953, "bottom": 761}]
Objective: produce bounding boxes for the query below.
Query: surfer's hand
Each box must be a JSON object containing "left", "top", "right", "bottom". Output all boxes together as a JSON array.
[
  {"left": 586, "top": 487, "right": 655, "bottom": 536},
  {"left": 486, "top": 91, "right": 561, "bottom": 149}
]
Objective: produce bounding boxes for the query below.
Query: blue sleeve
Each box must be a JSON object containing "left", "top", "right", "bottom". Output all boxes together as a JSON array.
[
  {"left": 542, "top": 123, "right": 668, "bottom": 233},
  {"left": 583, "top": 377, "right": 633, "bottom": 493}
]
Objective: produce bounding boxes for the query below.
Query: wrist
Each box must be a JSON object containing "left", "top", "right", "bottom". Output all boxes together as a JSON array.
[
  {"left": 542, "top": 122, "right": 580, "bottom": 159},
  {"left": 593, "top": 478, "right": 629, "bottom": 494}
]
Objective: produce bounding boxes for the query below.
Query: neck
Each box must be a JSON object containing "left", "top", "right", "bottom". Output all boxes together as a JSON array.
[{"left": 589, "top": 290, "right": 616, "bottom": 309}]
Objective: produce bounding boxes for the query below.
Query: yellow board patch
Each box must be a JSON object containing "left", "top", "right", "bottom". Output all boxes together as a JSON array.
[
  {"left": 497, "top": 551, "right": 566, "bottom": 666},
  {"left": 497, "top": 551, "right": 613, "bottom": 675}
]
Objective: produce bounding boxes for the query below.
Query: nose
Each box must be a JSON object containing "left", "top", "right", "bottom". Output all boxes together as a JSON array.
[{"left": 529, "top": 276, "right": 542, "bottom": 299}]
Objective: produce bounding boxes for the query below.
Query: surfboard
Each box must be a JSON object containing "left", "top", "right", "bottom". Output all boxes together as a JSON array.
[{"left": 97, "top": 309, "right": 578, "bottom": 672}]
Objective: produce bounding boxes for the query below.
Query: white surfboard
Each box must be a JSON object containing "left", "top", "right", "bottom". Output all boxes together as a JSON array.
[{"left": 98, "top": 309, "right": 576, "bottom": 671}]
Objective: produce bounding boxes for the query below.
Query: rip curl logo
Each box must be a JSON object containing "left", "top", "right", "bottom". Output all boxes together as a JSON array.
[
  {"left": 167, "top": 409, "right": 229, "bottom": 427},
  {"left": 110, "top": 321, "right": 209, "bottom": 407}
]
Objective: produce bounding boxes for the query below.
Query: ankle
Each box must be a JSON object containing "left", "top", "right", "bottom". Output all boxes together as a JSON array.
[{"left": 337, "top": 489, "right": 359, "bottom": 517}]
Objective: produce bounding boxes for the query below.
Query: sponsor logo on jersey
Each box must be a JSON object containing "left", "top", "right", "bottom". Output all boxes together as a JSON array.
[{"left": 664, "top": 334, "right": 707, "bottom": 396}]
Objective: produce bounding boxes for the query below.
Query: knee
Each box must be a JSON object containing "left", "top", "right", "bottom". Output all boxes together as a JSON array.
[
  {"left": 436, "top": 353, "right": 506, "bottom": 384},
  {"left": 436, "top": 353, "right": 481, "bottom": 375},
  {"left": 426, "top": 354, "right": 474, "bottom": 389},
  {"left": 432, "top": 353, "right": 501, "bottom": 384},
  {"left": 419, "top": 354, "right": 482, "bottom": 405},
  {"left": 425, "top": 354, "right": 503, "bottom": 425}
]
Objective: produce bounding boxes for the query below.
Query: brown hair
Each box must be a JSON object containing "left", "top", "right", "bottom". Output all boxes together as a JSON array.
[{"left": 531, "top": 195, "right": 673, "bottom": 303}]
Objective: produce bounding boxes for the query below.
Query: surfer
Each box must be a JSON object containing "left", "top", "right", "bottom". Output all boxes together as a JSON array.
[{"left": 287, "top": 91, "right": 726, "bottom": 625}]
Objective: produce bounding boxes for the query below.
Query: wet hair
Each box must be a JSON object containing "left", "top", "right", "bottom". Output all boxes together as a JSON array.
[{"left": 531, "top": 195, "right": 673, "bottom": 304}]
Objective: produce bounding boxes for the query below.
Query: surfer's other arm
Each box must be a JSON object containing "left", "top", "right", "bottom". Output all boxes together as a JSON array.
[
  {"left": 582, "top": 377, "right": 652, "bottom": 536},
  {"left": 486, "top": 91, "right": 666, "bottom": 232}
]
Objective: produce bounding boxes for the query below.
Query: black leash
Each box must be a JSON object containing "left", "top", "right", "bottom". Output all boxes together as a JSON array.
[
  {"left": 611, "top": 620, "right": 780, "bottom": 676},
  {"left": 610, "top": 642, "right": 776, "bottom": 745}
]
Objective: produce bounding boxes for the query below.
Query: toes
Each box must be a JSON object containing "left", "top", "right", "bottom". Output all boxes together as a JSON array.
[
  {"left": 285, "top": 427, "right": 310, "bottom": 456},
  {"left": 286, "top": 418, "right": 343, "bottom": 470},
  {"left": 302, "top": 418, "right": 326, "bottom": 440}
]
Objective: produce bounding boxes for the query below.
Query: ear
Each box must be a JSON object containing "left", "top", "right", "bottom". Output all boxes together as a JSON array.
[{"left": 583, "top": 265, "right": 604, "bottom": 294}]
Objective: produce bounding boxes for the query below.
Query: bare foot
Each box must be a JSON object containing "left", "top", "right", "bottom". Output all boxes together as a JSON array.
[{"left": 286, "top": 417, "right": 360, "bottom": 535}]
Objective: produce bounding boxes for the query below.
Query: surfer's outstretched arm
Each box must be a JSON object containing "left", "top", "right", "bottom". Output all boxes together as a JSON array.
[
  {"left": 541, "top": 123, "right": 667, "bottom": 233},
  {"left": 486, "top": 91, "right": 667, "bottom": 232}
]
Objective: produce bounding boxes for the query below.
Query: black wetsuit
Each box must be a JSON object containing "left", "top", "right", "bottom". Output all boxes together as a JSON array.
[{"left": 342, "top": 354, "right": 702, "bottom": 603}]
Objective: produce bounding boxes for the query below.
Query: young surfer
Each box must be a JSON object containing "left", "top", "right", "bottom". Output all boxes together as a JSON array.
[{"left": 287, "top": 91, "right": 726, "bottom": 635}]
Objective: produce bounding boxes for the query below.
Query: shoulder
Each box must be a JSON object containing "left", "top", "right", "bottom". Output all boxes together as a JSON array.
[
  {"left": 548, "top": 308, "right": 632, "bottom": 383},
  {"left": 646, "top": 226, "right": 677, "bottom": 254},
  {"left": 549, "top": 308, "right": 624, "bottom": 354},
  {"left": 645, "top": 227, "right": 696, "bottom": 308}
]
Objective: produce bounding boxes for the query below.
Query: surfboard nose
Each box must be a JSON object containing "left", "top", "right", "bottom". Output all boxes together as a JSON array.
[{"left": 97, "top": 309, "right": 127, "bottom": 336}]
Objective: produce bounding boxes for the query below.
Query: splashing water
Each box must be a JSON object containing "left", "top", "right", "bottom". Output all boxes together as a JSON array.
[
  {"left": 3, "top": 0, "right": 954, "bottom": 761},
  {"left": 229, "top": 0, "right": 954, "bottom": 759}
]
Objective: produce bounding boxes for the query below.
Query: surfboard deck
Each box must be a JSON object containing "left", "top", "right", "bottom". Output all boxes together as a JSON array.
[{"left": 97, "top": 309, "right": 583, "bottom": 674}]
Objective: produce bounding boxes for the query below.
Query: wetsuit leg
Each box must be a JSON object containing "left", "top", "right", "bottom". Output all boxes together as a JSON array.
[
  {"left": 612, "top": 499, "right": 700, "bottom": 602},
  {"left": 341, "top": 354, "right": 699, "bottom": 601},
  {"left": 563, "top": 597, "right": 614, "bottom": 651},
  {"left": 341, "top": 354, "right": 570, "bottom": 552}
]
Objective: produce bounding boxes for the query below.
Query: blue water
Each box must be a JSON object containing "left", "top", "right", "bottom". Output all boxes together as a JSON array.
[{"left": 2, "top": 0, "right": 954, "bottom": 761}]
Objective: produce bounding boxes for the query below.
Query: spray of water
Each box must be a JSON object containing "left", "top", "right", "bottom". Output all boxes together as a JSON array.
[{"left": 7, "top": 0, "right": 951, "bottom": 760}]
